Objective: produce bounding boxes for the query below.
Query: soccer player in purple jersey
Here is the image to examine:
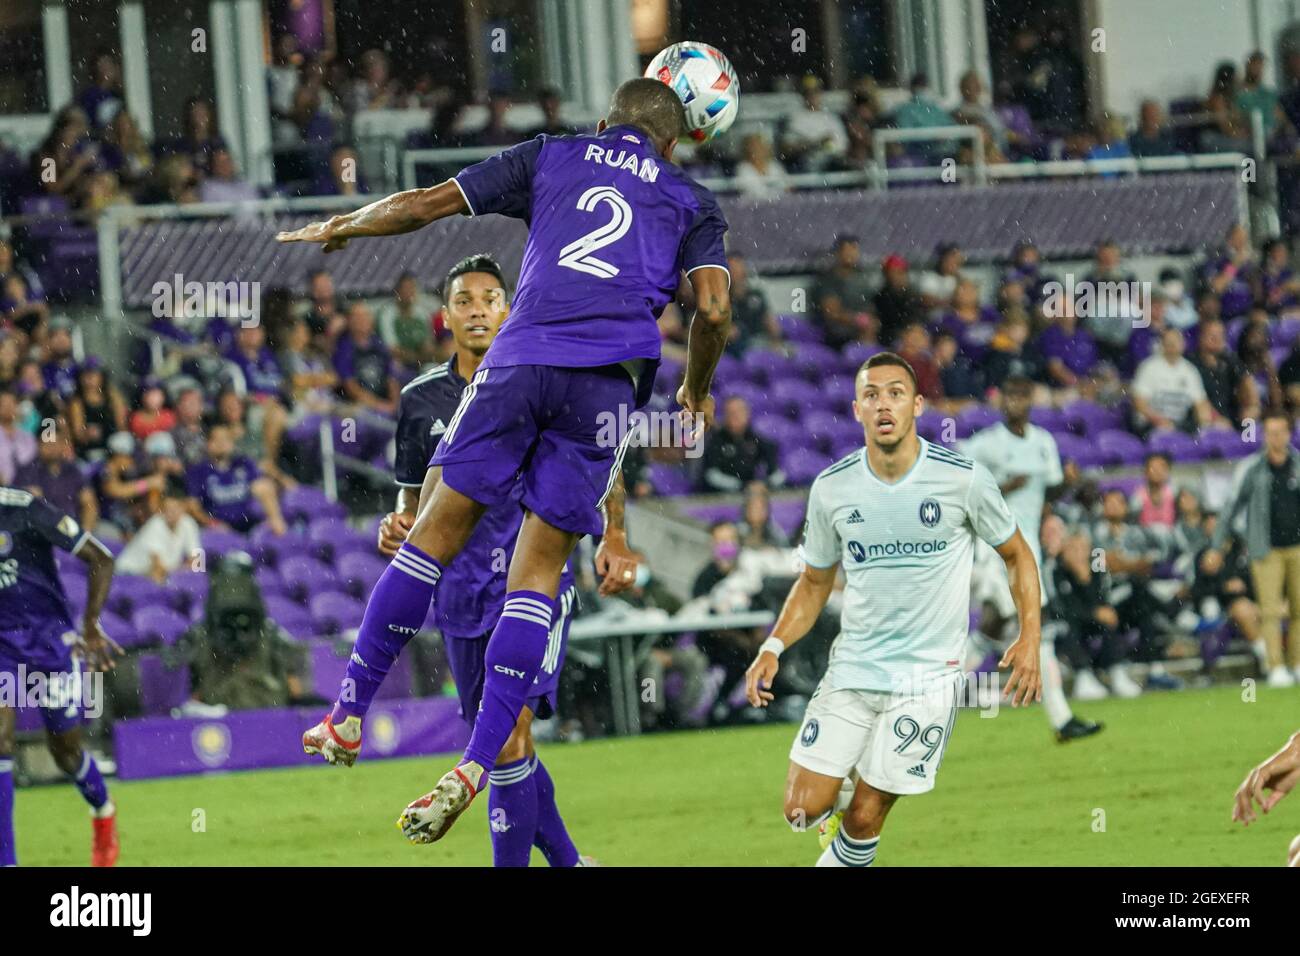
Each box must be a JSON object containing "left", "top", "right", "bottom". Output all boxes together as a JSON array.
[
  {"left": 303, "top": 254, "right": 636, "bottom": 865},
  {"left": 279, "top": 78, "right": 731, "bottom": 844},
  {"left": 0, "top": 487, "right": 122, "bottom": 867}
]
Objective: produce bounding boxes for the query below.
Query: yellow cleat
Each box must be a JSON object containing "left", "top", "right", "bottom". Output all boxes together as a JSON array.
[{"left": 818, "top": 811, "right": 843, "bottom": 851}]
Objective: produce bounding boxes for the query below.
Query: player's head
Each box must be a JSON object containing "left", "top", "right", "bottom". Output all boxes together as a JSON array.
[
  {"left": 599, "top": 78, "right": 685, "bottom": 158},
  {"left": 441, "top": 253, "right": 508, "bottom": 357},
  {"left": 1000, "top": 375, "right": 1033, "bottom": 426},
  {"left": 853, "top": 352, "right": 921, "bottom": 451}
]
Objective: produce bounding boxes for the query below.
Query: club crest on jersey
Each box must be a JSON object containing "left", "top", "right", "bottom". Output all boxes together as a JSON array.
[
  {"left": 918, "top": 498, "right": 942, "bottom": 528},
  {"left": 800, "top": 719, "right": 819, "bottom": 746}
]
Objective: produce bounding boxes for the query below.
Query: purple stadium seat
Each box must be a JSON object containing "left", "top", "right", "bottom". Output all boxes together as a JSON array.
[
  {"left": 841, "top": 342, "right": 884, "bottom": 369},
  {"left": 1277, "top": 316, "right": 1300, "bottom": 349},
  {"left": 777, "top": 314, "right": 822, "bottom": 344},
  {"left": 684, "top": 503, "right": 741, "bottom": 527},
  {"left": 264, "top": 594, "right": 316, "bottom": 639},
  {"left": 956, "top": 405, "right": 1001, "bottom": 438},
  {"left": 1146, "top": 430, "right": 1206, "bottom": 463},
  {"left": 199, "top": 528, "right": 247, "bottom": 559},
  {"left": 1199, "top": 428, "right": 1253, "bottom": 460},
  {"left": 167, "top": 572, "right": 209, "bottom": 615},
  {"left": 915, "top": 411, "right": 945, "bottom": 442},
  {"left": 770, "top": 378, "right": 822, "bottom": 417},
  {"left": 769, "top": 499, "right": 808, "bottom": 538},
  {"left": 752, "top": 413, "right": 804, "bottom": 450},
  {"left": 780, "top": 448, "right": 832, "bottom": 486},
  {"left": 336, "top": 551, "right": 388, "bottom": 599},
  {"left": 282, "top": 486, "right": 346, "bottom": 524},
  {"left": 62, "top": 575, "right": 88, "bottom": 613},
  {"left": 819, "top": 374, "right": 856, "bottom": 408},
  {"left": 720, "top": 380, "right": 767, "bottom": 410},
  {"left": 647, "top": 463, "right": 692, "bottom": 496},
  {"left": 1098, "top": 476, "right": 1143, "bottom": 497},
  {"left": 100, "top": 611, "right": 138, "bottom": 650},
  {"left": 714, "top": 353, "right": 742, "bottom": 383},
  {"left": 130, "top": 605, "right": 191, "bottom": 647},
  {"left": 108, "top": 575, "right": 170, "bottom": 618},
  {"left": 137, "top": 654, "right": 191, "bottom": 715},
  {"left": 831, "top": 434, "right": 864, "bottom": 460},
  {"left": 1029, "top": 407, "right": 1070, "bottom": 433},
  {"left": 277, "top": 555, "right": 338, "bottom": 602},
  {"left": 741, "top": 349, "right": 787, "bottom": 385},
  {"left": 1063, "top": 400, "right": 1123, "bottom": 436},
  {"left": 309, "top": 591, "right": 366, "bottom": 635},
  {"left": 255, "top": 566, "right": 293, "bottom": 601},
  {"left": 307, "top": 516, "right": 353, "bottom": 561},
  {"left": 1095, "top": 429, "right": 1147, "bottom": 466},
  {"left": 792, "top": 342, "right": 840, "bottom": 379}
]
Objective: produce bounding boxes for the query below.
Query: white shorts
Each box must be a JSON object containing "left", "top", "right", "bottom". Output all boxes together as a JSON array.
[{"left": 788, "top": 676, "right": 963, "bottom": 795}]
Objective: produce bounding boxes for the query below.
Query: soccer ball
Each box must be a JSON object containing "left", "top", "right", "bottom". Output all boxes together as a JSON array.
[{"left": 644, "top": 41, "right": 739, "bottom": 142}]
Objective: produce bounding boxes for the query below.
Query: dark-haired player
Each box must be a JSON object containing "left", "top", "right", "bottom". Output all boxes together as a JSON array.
[
  {"left": 280, "top": 77, "right": 731, "bottom": 844},
  {"left": 0, "top": 487, "right": 121, "bottom": 866},
  {"left": 303, "top": 254, "right": 637, "bottom": 865},
  {"left": 744, "top": 353, "right": 1042, "bottom": 866}
]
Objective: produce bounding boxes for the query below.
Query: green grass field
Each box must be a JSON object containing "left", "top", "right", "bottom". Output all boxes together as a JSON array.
[{"left": 14, "top": 684, "right": 1300, "bottom": 866}]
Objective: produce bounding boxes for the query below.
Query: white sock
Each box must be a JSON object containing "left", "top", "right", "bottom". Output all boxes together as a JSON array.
[
  {"left": 1039, "top": 640, "right": 1073, "bottom": 729},
  {"left": 816, "top": 829, "right": 879, "bottom": 867}
]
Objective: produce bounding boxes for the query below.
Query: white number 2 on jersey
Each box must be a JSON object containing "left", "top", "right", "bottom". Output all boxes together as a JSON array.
[{"left": 557, "top": 185, "right": 632, "bottom": 278}]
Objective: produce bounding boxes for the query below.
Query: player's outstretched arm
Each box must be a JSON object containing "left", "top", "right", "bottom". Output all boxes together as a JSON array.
[
  {"left": 677, "top": 265, "right": 732, "bottom": 435},
  {"left": 275, "top": 180, "right": 470, "bottom": 253},
  {"left": 77, "top": 537, "right": 123, "bottom": 671},
  {"left": 745, "top": 561, "right": 837, "bottom": 708},
  {"left": 994, "top": 529, "right": 1043, "bottom": 708},
  {"left": 1233, "top": 731, "right": 1300, "bottom": 825}
]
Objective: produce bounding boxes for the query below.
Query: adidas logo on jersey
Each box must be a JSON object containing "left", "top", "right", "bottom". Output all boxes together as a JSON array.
[
  {"left": 846, "top": 509, "right": 864, "bottom": 524},
  {"left": 429, "top": 418, "right": 447, "bottom": 437},
  {"left": 906, "top": 763, "right": 927, "bottom": 778}
]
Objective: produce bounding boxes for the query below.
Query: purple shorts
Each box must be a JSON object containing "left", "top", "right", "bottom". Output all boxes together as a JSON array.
[
  {"left": 430, "top": 364, "right": 635, "bottom": 537},
  {"left": 0, "top": 624, "right": 86, "bottom": 734},
  {"left": 443, "top": 585, "right": 577, "bottom": 725}
]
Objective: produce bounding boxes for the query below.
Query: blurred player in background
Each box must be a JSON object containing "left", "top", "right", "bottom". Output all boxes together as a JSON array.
[
  {"left": 745, "top": 353, "right": 1042, "bottom": 867},
  {"left": 304, "top": 253, "right": 635, "bottom": 865},
  {"left": 280, "top": 77, "right": 731, "bottom": 844},
  {"left": 1232, "top": 728, "right": 1300, "bottom": 866},
  {"left": 0, "top": 487, "right": 121, "bottom": 867},
  {"left": 962, "top": 375, "right": 1102, "bottom": 742}
]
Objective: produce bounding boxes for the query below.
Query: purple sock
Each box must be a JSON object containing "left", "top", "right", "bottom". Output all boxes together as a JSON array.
[
  {"left": 70, "top": 752, "right": 108, "bottom": 811},
  {"left": 486, "top": 756, "right": 538, "bottom": 867},
  {"left": 531, "top": 756, "right": 580, "bottom": 867},
  {"left": 462, "top": 591, "right": 552, "bottom": 772},
  {"left": 0, "top": 758, "right": 14, "bottom": 866},
  {"left": 334, "top": 542, "right": 442, "bottom": 721}
]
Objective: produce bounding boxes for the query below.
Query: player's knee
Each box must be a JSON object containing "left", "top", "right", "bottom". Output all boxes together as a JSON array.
[
  {"left": 46, "top": 736, "right": 81, "bottom": 775},
  {"left": 843, "top": 792, "right": 896, "bottom": 840},
  {"left": 784, "top": 792, "right": 833, "bottom": 831}
]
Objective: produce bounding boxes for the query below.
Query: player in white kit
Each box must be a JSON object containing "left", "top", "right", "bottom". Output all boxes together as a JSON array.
[
  {"left": 745, "top": 353, "right": 1042, "bottom": 867},
  {"left": 961, "top": 375, "right": 1103, "bottom": 743}
]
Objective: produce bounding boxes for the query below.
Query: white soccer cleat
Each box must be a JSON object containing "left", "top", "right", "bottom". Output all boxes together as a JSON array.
[
  {"left": 302, "top": 713, "right": 362, "bottom": 767},
  {"left": 1267, "top": 666, "right": 1297, "bottom": 689},
  {"left": 1109, "top": 666, "right": 1142, "bottom": 699},
  {"left": 1072, "top": 669, "right": 1109, "bottom": 701},
  {"left": 576, "top": 855, "right": 602, "bottom": 867},
  {"left": 398, "top": 764, "right": 480, "bottom": 844}
]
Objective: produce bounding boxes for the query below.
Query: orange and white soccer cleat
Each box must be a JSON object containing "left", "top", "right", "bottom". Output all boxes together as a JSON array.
[{"left": 302, "top": 713, "right": 362, "bottom": 767}]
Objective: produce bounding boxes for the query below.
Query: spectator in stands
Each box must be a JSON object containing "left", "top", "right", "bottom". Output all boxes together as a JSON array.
[
  {"left": 98, "top": 431, "right": 160, "bottom": 533},
  {"left": 376, "top": 272, "right": 437, "bottom": 370},
  {"left": 691, "top": 520, "right": 765, "bottom": 722},
  {"left": 214, "top": 388, "right": 292, "bottom": 490},
  {"left": 1049, "top": 530, "right": 1134, "bottom": 700},
  {"left": 67, "top": 360, "right": 127, "bottom": 462},
  {"left": 620, "top": 553, "right": 707, "bottom": 730},
  {"left": 268, "top": 33, "right": 304, "bottom": 147},
  {"left": 1238, "top": 321, "right": 1285, "bottom": 411},
  {"left": 1039, "top": 298, "right": 1101, "bottom": 396},
  {"left": 473, "top": 90, "right": 519, "bottom": 149},
  {"left": 77, "top": 50, "right": 124, "bottom": 129},
  {"left": 935, "top": 277, "right": 997, "bottom": 361},
  {"left": 315, "top": 143, "right": 367, "bottom": 197},
  {"left": 1159, "top": 266, "right": 1199, "bottom": 329},
  {"left": 0, "top": 335, "right": 16, "bottom": 391},
  {"left": 952, "top": 70, "right": 1009, "bottom": 157},
  {"left": 1087, "top": 113, "right": 1133, "bottom": 165},
  {"left": 1131, "top": 452, "right": 1177, "bottom": 533},
  {"left": 225, "top": 324, "right": 284, "bottom": 402},
  {"left": 40, "top": 318, "right": 77, "bottom": 402},
  {"left": 812, "top": 234, "right": 874, "bottom": 349},
  {"left": 0, "top": 239, "right": 46, "bottom": 310},
  {"left": 185, "top": 423, "right": 287, "bottom": 535},
  {"left": 115, "top": 481, "right": 201, "bottom": 582},
  {"left": 348, "top": 49, "right": 401, "bottom": 113},
  {"left": 279, "top": 316, "right": 339, "bottom": 417},
  {"left": 695, "top": 521, "right": 742, "bottom": 596},
  {"left": 933, "top": 331, "right": 983, "bottom": 409},
  {"left": 169, "top": 96, "right": 227, "bottom": 175},
  {"left": 1128, "top": 100, "right": 1178, "bottom": 158},
  {"left": 334, "top": 300, "right": 398, "bottom": 416},
  {"left": 143, "top": 154, "right": 200, "bottom": 206},
  {"left": 170, "top": 385, "right": 208, "bottom": 467},
  {"left": 1092, "top": 487, "right": 1179, "bottom": 688},
  {"left": 1081, "top": 239, "right": 1141, "bottom": 366},
  {"left": 525, "top": 87, "right": 573, "bottom": 138},
  {"left": 1202, "top": 223, "right": 1257, "bottom": 320},
  {"left": 738, "top": 483, "right": 789, "bottom": 548},
  {"left": 12, "top": 421, "right": 96, "bottom": 530},
  {"left": 1209, "top": 409, "right": 1300, "bottom": 685},
  {"left": 1004, "top": 239, "right": 1054, "bottom": 304},
  {"left": 873, "top": 254, "right": 923, "bottom": 347},
  {"left": 697, "top": 396, "right": 780, "bottom": 493},
  {"left": 15, "top": 358, "right": 59, "bottom": 430},
  {"left": 1194, "top": 318, "right": 1258, "bottom": 427},
  {"left": 896, "top": 321, "right": 943, "bottom": 402},
  {"left": 199, "top": 148, "right": 260, "bottom": 203},
  {"left": 918, "top": 242, "right": 966, "bottom": 311},
  {"left": 128, "top": 380, "right": 177, "bottom": 441},
  {"left": 2, "top": 272, "right": 49, "bottom": 338},
  {"left": 142, "top": 430, "right": 187, "bottom": 500},
  {"left": 1204, "top": 61, "right": 1252, "bottom": 154},
  {"left": 1237, "top": 51, "right": 1284, "bottom": 142},
  {"left": 781, "top": 76, "right": 849, "bottom": 172},
  {"left": 301, "top": 269, "right": 346, "bottom": 352},
  {"left": 1132, "top": 327, "right": 1219, "bottom": 434},
  {"left": 982, "top": 313, "right": 1045, "bottom": 393},
  {"left": 292, "top": 54, "right": 345, "bottom": 144},
  {"left": 892, "top": 73, "right": 956, "bottom": 161},
  {"left": 1261, "top": 238, "right": 1300, "bottom": 311},
  {"left": 840, "top": 89, "right": 880, "bottom": 168},
  {"left": 0, "top": 388, "right": 36, "bottom": 484},
  {"left": 733, "top": 132, "right": 790, "bottom": 200},
  {"left": 725, "top": 252, "right": 779, "bottom": 355},
  {"left": 33, "top": 105, "right": 100, "bottom": 202},
  {"left": 100, "top": 111, "right": 153, "bottom": 192}
]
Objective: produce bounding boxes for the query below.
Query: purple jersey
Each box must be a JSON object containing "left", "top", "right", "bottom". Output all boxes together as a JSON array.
[
  {"left": 396, "top": 359, "right": 575, "bottom": 638},
  {"left": 226, "top": 345, "right": 283, "bottom": 399},
  {"left": 453, "top": 125, "right": 729, "bottom": 405},
  {"left": 0, "top": 487, "right": 86, "bottom": 639},
  {"left": 186, "top": 456, "right": 262, "bottom": 532}
]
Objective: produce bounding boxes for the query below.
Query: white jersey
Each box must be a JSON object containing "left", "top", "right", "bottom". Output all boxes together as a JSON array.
[
  {"left": 961, "top": 422, "right": 1062, "bottom": 563},
  {"left": 800, "top": 439, "right": 1018, "bottom": 694}
]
